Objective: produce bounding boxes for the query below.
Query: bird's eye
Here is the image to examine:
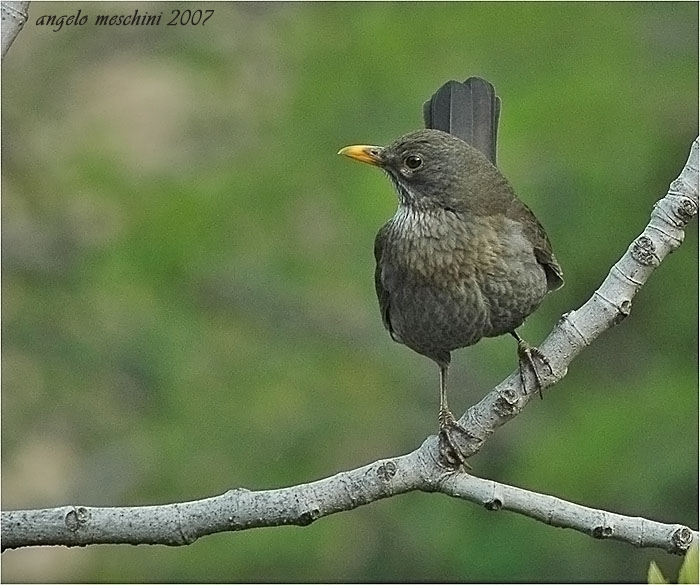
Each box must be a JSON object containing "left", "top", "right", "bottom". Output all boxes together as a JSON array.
[{"left": 404, "top": 154, "right": 423, "bottom": 170}]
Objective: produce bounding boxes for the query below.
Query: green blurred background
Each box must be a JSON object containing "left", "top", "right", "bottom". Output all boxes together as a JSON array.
[{"left": 2, "top": 2, "right": 697, "bottom": 582}]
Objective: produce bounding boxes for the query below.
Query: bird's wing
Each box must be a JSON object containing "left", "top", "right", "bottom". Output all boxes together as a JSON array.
[
  {"left": 507, "top": 201, "right": 565, "bottom": 292},
  {"left": 373, "top": 223, "right": 394, "bottom": 334},
  {"left": 425, "top": 77, "right": 563, "bottom": 292},
  {"left": 423, "top": 77, "right": 501, "bottom": 165}
]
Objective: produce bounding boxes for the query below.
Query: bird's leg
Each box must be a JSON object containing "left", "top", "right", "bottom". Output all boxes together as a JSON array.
[
  {"left": 511, "top": 330, "right": 551, "bottom": 399},
  {"left": 437, "top": 365, "right": 473, "bottom": 469}
]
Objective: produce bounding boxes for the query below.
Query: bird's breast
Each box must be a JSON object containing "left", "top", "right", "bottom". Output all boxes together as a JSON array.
[
  {"left": 385, "top": 205, "right": 482, "bottom": 281},
  {"left": 378, "top": 205, "right": 548, "bottom": 352}
]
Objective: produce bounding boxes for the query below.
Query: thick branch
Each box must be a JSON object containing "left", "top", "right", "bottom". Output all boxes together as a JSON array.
[
  {"left": 2, "top": 446, "right": 698, "bottom": 555},
  {"left": 2, "top": 138, "right": 697, "bottom": 552},
  {"left": 0, "top": 451, "right": 432, "bottom": 549}
]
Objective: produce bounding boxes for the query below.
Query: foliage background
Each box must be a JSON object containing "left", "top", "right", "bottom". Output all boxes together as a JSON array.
[{"left": 2, "top": 2, "right": 697, "bottom": 582}]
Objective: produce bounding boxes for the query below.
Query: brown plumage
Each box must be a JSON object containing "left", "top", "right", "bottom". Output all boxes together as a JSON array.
[{"left": 339, "top": 81, "right": 563, "bottom": 465}]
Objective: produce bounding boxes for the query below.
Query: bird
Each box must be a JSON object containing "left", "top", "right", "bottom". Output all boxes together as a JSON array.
[{"left": 338, "top": 77, "right": 563, "bottom": 466}]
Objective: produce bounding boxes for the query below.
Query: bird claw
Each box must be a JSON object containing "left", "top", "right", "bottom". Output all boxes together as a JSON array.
[
  {"left": 516, "top": 342, "right": 552, "bottom": 399},
  {"left": 438, "top": 410, "right": 474, "bottom": 469}
]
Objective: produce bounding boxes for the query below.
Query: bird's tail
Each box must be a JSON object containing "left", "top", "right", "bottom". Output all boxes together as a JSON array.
[{"left": 423, "top": 77, "right": 501, "bottom": 165}]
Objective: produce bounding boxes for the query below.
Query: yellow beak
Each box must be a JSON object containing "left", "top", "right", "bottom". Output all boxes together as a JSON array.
[{"left": 337, "top": 145, "right": 383, "bottom": 166}]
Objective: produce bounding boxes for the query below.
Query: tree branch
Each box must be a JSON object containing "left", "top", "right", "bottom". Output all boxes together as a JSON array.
[
  {"left": 1, "top": 1, "right": 29, "bottom": 62},
  {"left": 441, "top": 474, "right": 698, "bottom": 554},
  {"left": 2, "top": 138, "right": 697, "bottom": 553}
]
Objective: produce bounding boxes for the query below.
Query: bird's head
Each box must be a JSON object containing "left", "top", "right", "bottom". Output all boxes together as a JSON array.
[{"left": 339, "top": 129, "right": 502, "bottom": 212}]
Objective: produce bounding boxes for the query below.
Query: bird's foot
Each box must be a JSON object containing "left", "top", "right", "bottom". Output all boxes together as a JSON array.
[
  {"left": 438, "top": 409, "right": 474, "bottom": 469},
  {"left": 516, "top": 341, "right": 552, "bottom": 399}
]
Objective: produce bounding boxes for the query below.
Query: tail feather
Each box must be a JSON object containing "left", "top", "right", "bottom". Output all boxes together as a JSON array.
[{"left": 423, "top": 77, "right": 501, "bottom": 165}]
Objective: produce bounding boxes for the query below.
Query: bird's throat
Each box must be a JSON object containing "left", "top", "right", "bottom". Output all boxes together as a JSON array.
[
  {"left": 385, "top": 171, "right": 417, "bottom": 207},
  {"left": 390, "top": 203, "right": 460, "bottom": 241}
]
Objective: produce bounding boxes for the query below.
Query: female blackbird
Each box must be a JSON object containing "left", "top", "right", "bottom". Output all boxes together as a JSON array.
[{"left": 339, "top": 83, "right": 563, "bottom": 465}]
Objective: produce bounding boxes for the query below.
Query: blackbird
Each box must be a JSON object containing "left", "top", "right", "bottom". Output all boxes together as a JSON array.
[{"left": 339, "top": 78, "right": 563, "bottom": 465}]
